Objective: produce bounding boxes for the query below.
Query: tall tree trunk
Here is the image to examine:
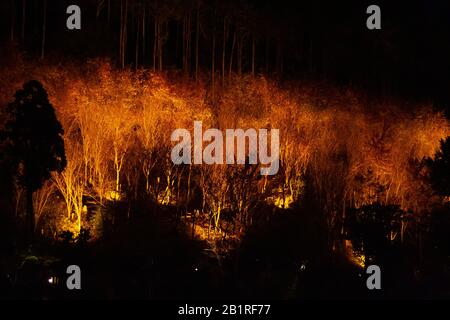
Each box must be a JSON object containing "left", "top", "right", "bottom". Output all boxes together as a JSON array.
[
  {"left": 183, "top": 18, "right": 186, "bottom": 74},
  {"left": 252, "top": 36, "right": 255, "bottom": 77},
  {"left": 175, "top": 21, "right": 180, "bottom": 62},
  {"left": 142, "top": 8, "right": 146, "bottom": 65},
  {"left": 157, "top": 21, "right": 165, "bottom": 71},
  {"left": 187, "top": 15, "right": 191, "bottom": 76},
  {"left": 135, "top": 17, "right": 139, "bottom": 69},
  {"left": 183, "top": 13, "right": 191, "bottom": 77},
  {"left": 22, "top": 0, "right": 26, "bottom": 44},
  {"left": 182, "top": 16, "right": 186, "bottom": 75},
  {"left": 122, "top": 0, "right": 128, "bottom": 68},
  {"left": 309, "top": 38, "right": 313, "bottom": 74},
  {"left": 158, "top": 22, "right": 163, "bottom": 71},
  {"left": 107, "top": 0, "right": 111, "bottom": 25},
  {"left": 265, "top": 35, "right": 269, "bottom": 74},
  {"left": 41, "top": 0, "right": 47, "bottom": 60},
  {"left": 120, "top": 0, "right": 123, "bottom": 64},
  {"left": 222, "top": 18, "right": 227, "bottom": 86},
  {"left": 237, "top": 34, "right": 243, "bottom": 76},
  {"left": 229, "top": 31, "right": 236, "bottom": 81},
  {"left": 195, "top": 6, "right": 199, "bottom": 82},
  {"left": 119, "top": 0, "right": 128, "bottom": 68},
  {"left": 153, "top": 19, "right": 157, "bottom": 71},
  {"left": 10, "top": 0, "right": 15, "bottom": 41},
  {"left": 212, "top": 33, "right": 215, "bottom": 101}
]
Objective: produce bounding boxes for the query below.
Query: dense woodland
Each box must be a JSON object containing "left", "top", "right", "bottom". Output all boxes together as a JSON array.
[{"left": 1, "top": 0, "right": 450, "bottom": 299}]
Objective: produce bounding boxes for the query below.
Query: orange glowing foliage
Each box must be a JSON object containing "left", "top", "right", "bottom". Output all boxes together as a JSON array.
[{"left": 1, "top": 59, "right": 449, "bottom": 239}]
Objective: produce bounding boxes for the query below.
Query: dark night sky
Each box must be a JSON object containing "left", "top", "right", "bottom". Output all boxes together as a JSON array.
[{"left": 1, "top": 0, "right": 450, "bottom": 104}]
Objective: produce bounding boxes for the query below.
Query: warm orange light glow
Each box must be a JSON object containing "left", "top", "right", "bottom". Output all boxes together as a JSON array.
[
  {"left": 3, "top": 59, "right": 449, "bottom": 240},
  {"left": 344, "top": 240, "right": 366, "bottom": 269}
]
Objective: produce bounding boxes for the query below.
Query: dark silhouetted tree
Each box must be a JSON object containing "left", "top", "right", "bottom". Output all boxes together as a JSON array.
[
  {"left": 426, "top": 137, "right": 450, "bottom": 197},
  {"left": 346, "top": 204, "right": 404, "bottom": 264},
  {"left": 3, "top": 80, "right": 66, "bottom": 240}
]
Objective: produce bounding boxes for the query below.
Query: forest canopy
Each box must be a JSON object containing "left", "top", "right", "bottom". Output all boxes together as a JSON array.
[{"left": 0, "top": 56, "right": 448, "bottom": 244}]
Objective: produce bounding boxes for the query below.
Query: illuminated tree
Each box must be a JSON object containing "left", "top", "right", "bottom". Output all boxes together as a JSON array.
[
  {"left": 137, "top": 86, "right": 168, "bottom": 195},
  {"left": 52, "top": 139, "right": 86, "bottom": 234},
  {"left": 32, "top": 179, "right": 54, "bottom": 232},
  {"left": 3, "top": 80, "right": 66, "bottom": 238},
  {"left": 199, "top": 163, "right": 229, "bottom": 233},
  {"left": 65, "top": 69, "right": 112, "bottom": 202},
  {"left": 227, "top": 163, "right": 264, "bottom": 229},
  {"left": 1, "top": 58, "right": 450, "bottom": 248}
]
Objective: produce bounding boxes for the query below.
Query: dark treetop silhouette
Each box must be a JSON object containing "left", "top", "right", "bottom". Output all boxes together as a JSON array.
[
  {"left": 426, "top": 137, "right": 450, "bottom": 197},
  {"left": 2, "top": 80, "right": 66, "bottom": 240}
]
